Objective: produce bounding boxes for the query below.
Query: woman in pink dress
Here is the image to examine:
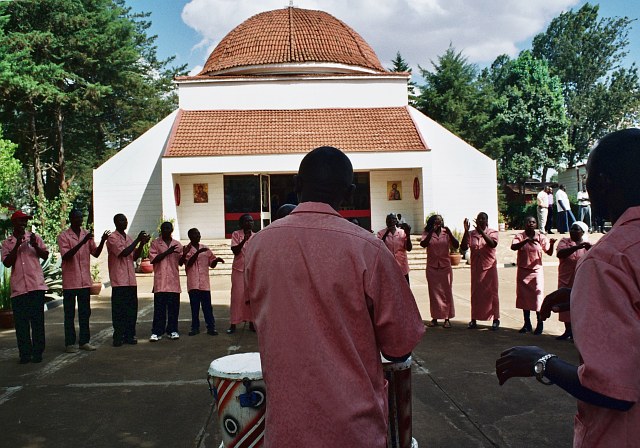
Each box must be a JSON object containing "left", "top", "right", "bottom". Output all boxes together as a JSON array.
[
  {"left": 555, "top": 221, "right": 591, "bottom": 340},
  {"left": 510, "top": 216, "right": 556, "bottom": 334},
  {"left": 376, "top": 213, "right": 412, "bottom": 284},
  {"left": 460, "top": 212, "right": 500, "bottom": 330},
  {"left": 420, "top": 214, "right": 459, "bottom": 328},
  {"left": 228, "top": 214, "right": 255, "bottom": 334}
]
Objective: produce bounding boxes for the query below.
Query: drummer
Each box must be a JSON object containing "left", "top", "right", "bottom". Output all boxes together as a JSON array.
[{"left": 244, "top": 146, "right": 425, "bottom": 447}]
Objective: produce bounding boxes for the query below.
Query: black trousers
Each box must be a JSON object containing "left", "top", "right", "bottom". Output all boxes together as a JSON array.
[
  {"left": 111, "top": 286, "right": 138, "bottom": 343},
  {"left": 188, "top": 289, "right": 216, "bottom": 331},
  {"left": 63, "top": 288, "right": 91, "bottom": 346},
  {"left": 11, "top": 290, "right": 45, "bottom": 360},
  {"left": 151, "top": 292, "right": 180, "bottom": 335},
  {"left": 545, "top": 206, "right": 554, "bottom": 232}
]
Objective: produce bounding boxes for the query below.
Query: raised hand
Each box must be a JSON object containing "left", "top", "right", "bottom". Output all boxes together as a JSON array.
[
  {"left": 101, "top": 230, "right": 111, "bottom": 242},
  {"left": 463, "top": 218, "right": 470, "bottom": 232},
  {"left": 30, "top": 232, "right": 38, "bottom": 246}
]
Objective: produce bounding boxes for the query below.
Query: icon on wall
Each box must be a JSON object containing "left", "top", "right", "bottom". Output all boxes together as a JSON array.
[
  {"left": 387, "top": 181, "right": 401, "bottom": 201},
  {"left": 193, "top": 183, "right": 208, "bottom": 203}
]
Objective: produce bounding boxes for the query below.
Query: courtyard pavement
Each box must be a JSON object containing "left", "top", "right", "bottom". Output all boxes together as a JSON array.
[{"left": 0, "top": 229, "right": 599, "bottom": 447}]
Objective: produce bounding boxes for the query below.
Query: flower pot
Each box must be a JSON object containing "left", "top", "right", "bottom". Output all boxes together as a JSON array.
[
  {"left": 0, "top": 309, "right": 14, "bottom": 329},
  {"left": 139, "top": 258, "right": 154, "bottom": 274},
  {"left": 498, "top": 222, "right": 506, "bottom": 232},
  {"left": 449, "top": 253, "right": 462, "bottom": 266},
  {"left": 90, "top": 282, "right": 102, "bottom": 295}
]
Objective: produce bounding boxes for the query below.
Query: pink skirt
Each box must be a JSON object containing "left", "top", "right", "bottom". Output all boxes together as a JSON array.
[
  {"left": 516, "top": 267, "right": 543, "bottom": 311},
  {"left": 230, "top": 269, "right": 252, "bottom": 324},
  {"left": 471, "top": 265, "right": 499, "bottom": 320},
  {"left": 427, "top": 266, "right": 455, "bottom": 319}
]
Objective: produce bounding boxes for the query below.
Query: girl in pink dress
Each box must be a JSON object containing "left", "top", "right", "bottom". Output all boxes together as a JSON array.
[
  {"left": 420, "top": 214, "right": 459, "bottom": 328},
  {"left": 228, "top": 214, "right": 255, "bottom": 334},
  {"left": 511, "top": 216, "right": 556, "bottom": 334},
  {"left": 376, "top": 213, "right": 412, "bottom": 284},
  {"left": 460, "top": 212, "right": 500, "bottom": 330},
  {"left": 555, "top": 221, "right": 591, "bottom": 340}
]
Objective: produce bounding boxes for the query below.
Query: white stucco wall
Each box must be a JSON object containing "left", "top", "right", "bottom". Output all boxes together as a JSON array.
[
  {"left": 93, "top": 111, "right": 178, "bottom": 236},
  {"left": 369, "top": 169, "right": 423, "bottom": 232},
  {"left": 178, "top": 76, "right": 409, "bottom": 110},
  {"left": 172, "top": 174, "right": 225, "bottom": 239},
  {"left": 408, "top": 107, "right": 499, "bottom": 231},
  {"left": 557, "top": 165, "right": 586, "bottom": 198}
]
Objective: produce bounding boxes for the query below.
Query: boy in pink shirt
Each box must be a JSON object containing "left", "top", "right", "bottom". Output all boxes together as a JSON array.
[
  {"left": 106, "top": 214, "right": 149, "bottom": 347},
  {"left": 149, "top": 222, "right": 182, "bottom": 341},
  {"left": 496, "top": 129, "right": 640, "bottom": 447},
  {"left": 57, "top": 209, "right": 109, "bottom": 353},
  {"left": 179, "top": 227, "right": 224, "bottom": 336},
  {"left": 1, "top": 211, "right": 49, "bottom": 364},
  {"left": 245, "top": 146, "right": 424, "bottom": 448}
]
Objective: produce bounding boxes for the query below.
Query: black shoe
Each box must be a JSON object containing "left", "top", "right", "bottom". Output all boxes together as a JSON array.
[
  {"left": 556, "top": 332, "right": 573, "bottom": 340},
  {"left": 124, "top": 337, "right": 138, "bottom": 345},
  {"left": 547, "top": 231, "right": 554, "bottom": 234},
  {"left": 492, "top": 319, "right": 500, "bottom": 331},
  {"left": 31, "top": 354, "right": 42, "bottom": 363},
  {"left": 249, "top": 322, "right": 256, "bottom": 332},
  {"left": 226, "top": 325, "right": 236, "bottom": 334},
  {"left": 467, "top": 320, "right": 478, "bottom": 329},
  {"left": 18, "top": 357, "right": 30, "bottom": 364},
  {"left": 518, "top": 324, "right": 532, "bottom": 334},
  {"left": 534, "top": 322, "right": 544, "bottom": 335},
  {"left": 207, "top": 329, "right": 219, "bottom": 336},
  {"left": 188, "top": 329, "right": 200, "bottom": 336},
  {"left": 113, "top": 340, "right": 123, "bottom": 347}
]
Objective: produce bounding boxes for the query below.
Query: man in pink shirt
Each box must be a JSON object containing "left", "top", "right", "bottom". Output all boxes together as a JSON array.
[
  {"left": 149, "top": 222, "right": 182, "bottom": 341},
  {"left": 180, "top": 227, "right": 224, "bottom": 336},
  {"left": 496, "top": 129, "right": 640, "bottom": 447},
  {"left": 376, "top": 213, "right": 412, "bottom": 283},
  {"left": 57, "top": 209, "right": 109, "bottom": 353},
  {"left": 244, "top": 146, "right": 425, "bottom": 447},
  {"left": 106, "top": 214, "right": 149, "bottom": 347},
  {"left": 1, "top": 211, "right": 49, "bottom": 364}
]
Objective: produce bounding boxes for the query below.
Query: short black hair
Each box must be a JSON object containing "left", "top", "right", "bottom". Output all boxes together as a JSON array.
[{"left": 298, "top": 146, "right": 353, "bottom": 196}]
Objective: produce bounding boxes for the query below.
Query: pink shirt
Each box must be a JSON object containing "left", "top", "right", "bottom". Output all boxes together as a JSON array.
[
  {"left": 376, "top": 227, "right": 410, "bottom": 275},
  {"left": 421, "top": 230, "right": 451, "bottom": 268},
  {"left": 106, "top": 231, "right": 137, "bottom": 287},
  {"left": 58, "top": 228, "right": 98, "bottom": 289},
  {"left": 1, "top": 232, "right": 48, "bottom": 298},
  {"left": 571, "top": 206, "right": 640, "bottom": 447},
  {"left": 231, "top": 230, "right": 253, "bottom": 272},
  {"left": 469, "top": 228, "right": 498, "bottom": 270},
  {"left": 184, "top": 244, "right": 215, "bottom": 292},
  {"left": 149, "top": 237, "right": 183, "bottom": 293},
  {"left": 245, "top": 202, "right": 425, "bottom": 448},
  {"left": 556, "top": 238, "right": 587, "bottom": 289},
  {"left": 512, "top": 232, "right": 549, "bottom": 270}
]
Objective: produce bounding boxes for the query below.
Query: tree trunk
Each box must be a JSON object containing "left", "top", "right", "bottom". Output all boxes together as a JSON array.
[
  {"left": 28, "top": 102, "right": 46, "bottom": 213},
  {"left": 55, "top": 107, "right": 68, "bottom": 227},
  {"left": 541, "top": 167, "right": 549, "bottom": 183}
]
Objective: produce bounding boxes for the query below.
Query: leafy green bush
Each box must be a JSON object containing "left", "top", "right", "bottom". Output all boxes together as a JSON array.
[
  {"left": 0, "top": 264, "right": 11, "bottom": 310},
  {"left": 41, "top": 254, "right": 62, "bottom": 302}
]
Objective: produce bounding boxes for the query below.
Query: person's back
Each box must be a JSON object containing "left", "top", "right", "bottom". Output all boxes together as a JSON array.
[{"left": 244, "top": 146, "right": 424, "bottom": 447}]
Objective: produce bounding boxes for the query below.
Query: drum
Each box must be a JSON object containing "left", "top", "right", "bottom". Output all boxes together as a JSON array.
[
  {"left": 382, "top": 355, "right": 418, "bottom": 448},
  {"left": 208, "top": 352, "right": 266, "bottom": 448}
]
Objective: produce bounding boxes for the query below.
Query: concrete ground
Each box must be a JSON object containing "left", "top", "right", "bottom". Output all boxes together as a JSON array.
[{"left": 0, "top": 230, "right": 595, "bottom": 447}]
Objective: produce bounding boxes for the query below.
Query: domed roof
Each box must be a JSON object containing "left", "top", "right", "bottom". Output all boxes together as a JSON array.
[{"left": 198, "top": 7, "right": 385, "bottom": 76}]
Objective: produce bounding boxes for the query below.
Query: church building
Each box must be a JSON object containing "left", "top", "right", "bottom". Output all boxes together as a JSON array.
[{"left": 93, "top": 6, "right": 498, "bottom": 238}]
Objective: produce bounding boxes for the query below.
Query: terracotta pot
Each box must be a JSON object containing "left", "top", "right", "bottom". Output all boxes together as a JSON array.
[
  {"left": 139, "top": 258, "right": 154, "bottom": 274},
  {"left": 449, "top": 253, "right": 462, "bottom": 266},
  {"left": 90, "top": 282, "right": 102, "bottom": 295},
  {"left": 0, "top": 309, "right": 14, "bottom": 329}
]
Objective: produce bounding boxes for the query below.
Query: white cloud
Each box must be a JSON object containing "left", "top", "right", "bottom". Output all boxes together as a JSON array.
[{"left": 181, "top": 0, "right": 580, "bottom": 73}]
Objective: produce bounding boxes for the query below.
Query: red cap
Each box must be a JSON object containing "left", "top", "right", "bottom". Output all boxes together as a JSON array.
[{"left": 10, "top": 210, "right": 32, "bottom": 221}]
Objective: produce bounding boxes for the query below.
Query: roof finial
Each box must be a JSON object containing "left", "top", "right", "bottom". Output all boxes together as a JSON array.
[{"left": 289, "top": 0, "right": 294, "bottom": 7}]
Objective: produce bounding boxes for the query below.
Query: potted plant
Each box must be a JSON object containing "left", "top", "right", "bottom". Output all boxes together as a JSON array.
[
  {"left": 90, "top": 263, "right": 102, "bottom": 295},
  {"left": 498, "top": 213, "right": 506, "bottom": 232},
  {"left": 0, "top": 264, "right": 13, "bottom": 329},
  {"left": 449, "top": 229, "right": 464, "bottom": 266},
  {"left": 138, "top": 239, "right": 153, "bottom": 274}
]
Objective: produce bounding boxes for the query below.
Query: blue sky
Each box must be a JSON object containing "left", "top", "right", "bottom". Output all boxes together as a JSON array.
[{"left": 126, "top": 0, "right": 639, "bottom": 77}]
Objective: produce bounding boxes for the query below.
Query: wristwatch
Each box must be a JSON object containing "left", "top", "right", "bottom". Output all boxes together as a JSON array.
[{"left": 534, "top": 353, "right": 557, "bottom": 385}]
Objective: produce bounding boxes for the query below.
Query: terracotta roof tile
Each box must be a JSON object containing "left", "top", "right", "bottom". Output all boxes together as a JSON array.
[
  {"left": 164, "top": 108, "right": 428, "bottom": 157},
  {"left": 199, "top": 7, "right": 385, "bottom": 75}
]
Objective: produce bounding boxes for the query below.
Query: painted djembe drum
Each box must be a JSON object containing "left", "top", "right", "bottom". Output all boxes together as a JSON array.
[
  {"left": 382, "top": 355, "right": 418, "bottom": 448},
  {"left": 208, "top": 352, "right": 266, "bottom": 448}
]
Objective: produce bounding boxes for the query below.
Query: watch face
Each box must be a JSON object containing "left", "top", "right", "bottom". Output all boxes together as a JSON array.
[{"left": 534, "top": 362, "right": 544, "bottom": 374}]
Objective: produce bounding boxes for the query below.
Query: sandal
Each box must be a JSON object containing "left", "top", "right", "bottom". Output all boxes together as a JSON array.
[
  {"left": 426, "top": 319, "right": 438, "bottom": 327},
  {"left": 443, "top": 320, "right": 452, "bottom": 329}
]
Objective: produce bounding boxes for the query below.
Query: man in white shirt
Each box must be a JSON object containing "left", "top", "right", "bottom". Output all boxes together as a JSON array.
[
  {"left": 577, "top": 187, "right": 591, "bottom": 231},
  {"left": 536, "top": 187, "right": 549, "bottom": 234},
  {"left": 555, "top": 185, "right": 576, "bottom": 233}
]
